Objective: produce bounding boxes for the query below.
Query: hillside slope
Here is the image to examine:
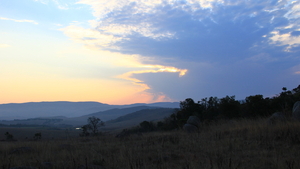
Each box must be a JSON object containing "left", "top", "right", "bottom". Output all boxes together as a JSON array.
[
  {"left": 58, "top": 106, "right": 160, "bottom": 126},
  {"left": 103, "top": 108, "right": 176, "bottom": 131},
  {"left": 0, "top": 101, "right": 179, "bottom": 120}
]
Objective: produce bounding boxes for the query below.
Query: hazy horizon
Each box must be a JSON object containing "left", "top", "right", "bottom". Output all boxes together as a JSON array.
[{"left": 0, "top": 100, "right": 180, "bottom": 105}]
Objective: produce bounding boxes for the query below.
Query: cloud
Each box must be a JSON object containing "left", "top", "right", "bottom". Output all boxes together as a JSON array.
[
  {"left": 112, "top": 90, "right": 175, "bottom": 104},
  {"left": 269, "top": 30, "right": 300, "bottom": 51},
  {"left": 264, "top": 1, "right": 300, "bottom": 51},
  {"left": 0, "top": 17, "right": 38, "bottom": 25},
  {"left": 284, "top": 1, "right": 300, "bottom": 19},
  {"left": 116, "top": 65, "right": 187, "bottom": 89},
  {"left": 52, "top": 0, "right": 70, "bottom": 10},
  {"left": 70, "top": 0, "right": 300, "bottom": 61},
  {"left": 33, "top": 0, "right": 71, "bottom": 10},
  {"left": 60, "top": 0, "right": 300, "bottom": 102},
  {"left": 58, "top": 23, "right": 188, "bottom": 102},
  {"left": 60, "top": 25, "right": 123, "bottom": 49},
  {"left": 0, "top": 44, "right": 11, "bottom": 48},
  {"left": 96, "top": 22, "right": 175, "bottom": 40},
  {"left": 76, "top": 0, "right": 224, "bottom": 18}
]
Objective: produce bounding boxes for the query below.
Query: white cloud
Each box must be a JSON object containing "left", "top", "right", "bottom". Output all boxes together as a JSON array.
[
  {"left": 52, "top": 0, "right": 69, "bottom": 10},
  {"left": 269, "top": 30, "right": 300, "bottom": 51},
  {"left": 33, "top": 0, "right": 72, "bottom": 10},
  {"left": 60, "top": 25, "right": 123, "bottom": 49},
  {"left": 185, "top": 0, "right": 224, "bottom": 10},
  {"left": 60, "top": 21, "right": 175, "bottom": 50},
  {"left": 97, "top": 22, "right": 175, "bottom": 40},
  {"left": 266, "top": 1, "right": 300, "bottom": 51},
  {"left": 0, "top": 17, "right": 38, "bottom": 25},
  {"left": 76, "top": 0, "right": 224, "bottom": 19},
  {"left": 284, "top": 1, "right": 300, "bottom": 19}
]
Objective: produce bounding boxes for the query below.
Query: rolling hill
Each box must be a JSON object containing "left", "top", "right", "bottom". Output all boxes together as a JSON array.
[
  {"left": 0, "top": 101, "right": 179, "bottom": 120},
  {"left": 0, "top": 102, "right": 180, "bottom": 131},
  {"left": 103, "top": 108, "right": 176, "bottom": 131}
]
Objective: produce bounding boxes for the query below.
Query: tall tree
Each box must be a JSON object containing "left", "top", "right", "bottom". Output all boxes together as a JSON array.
[
  {"left": 219, "top": 95, "right": 241, "bottom": 118},
  {"left": 86, "top": 116, "right": 105, "bottom": 136}
]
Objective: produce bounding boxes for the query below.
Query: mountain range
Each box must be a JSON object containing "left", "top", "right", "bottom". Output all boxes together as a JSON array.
[
  {"left": 0, "top": 101, "right": 179, "bottom": 120},
  {"left": 0, "top": 101, "right": 180, "bottom": 131}
]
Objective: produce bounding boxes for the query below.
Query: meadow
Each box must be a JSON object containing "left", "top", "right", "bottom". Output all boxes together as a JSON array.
[{"left": 1, "top": 118, "right": 300, "bottom": 169}]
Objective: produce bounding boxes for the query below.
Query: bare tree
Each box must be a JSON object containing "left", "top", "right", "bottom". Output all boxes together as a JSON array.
[{"left": 84, "top": 116, "right": 105, "bottom": 136}]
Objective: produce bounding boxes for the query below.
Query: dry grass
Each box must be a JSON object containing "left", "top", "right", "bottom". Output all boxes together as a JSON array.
[
  {"left": 0, "top": 127, "right": 80, "bottom": 140},
  {"left": 1, "top": 118, "right": 300, "bottom": 169}
]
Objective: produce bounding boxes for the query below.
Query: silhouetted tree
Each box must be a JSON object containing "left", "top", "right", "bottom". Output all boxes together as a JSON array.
[
  {"left": 80, "top": 125, "right": 90, "bottom": 137},
  {"left": 219, "top": 95, "right": 241, "bottom": 118},
  {"left": 87, "top": 116, "right": 105, "bottom": 136},
  {"left": 292, "top": 85, "right": 300, "bottom": 101},
  {"left": 157, "top": 113, "right": 178, "bottom": 130},
  {"left": 244, "top": 95, "right": 270, "bottom": 117},
  {"left": 180, "top": 98, "right": 197, "bottom": 112},
  {"left": 80, "top": 117, "right": 104, "bottom": 136},
  {"left": 139, "top": 121, "right": 155, "bottom": 132},
  {"left": 201, "top": 97, "right": 220, "bottom": 120},
  {"left": 176, "top": 98, "right": 201, "bottom": 127}
]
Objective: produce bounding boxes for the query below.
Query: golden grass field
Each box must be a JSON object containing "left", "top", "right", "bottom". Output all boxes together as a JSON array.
[{"left": 1, "top": 118, "right": 300, "bottom": 169}]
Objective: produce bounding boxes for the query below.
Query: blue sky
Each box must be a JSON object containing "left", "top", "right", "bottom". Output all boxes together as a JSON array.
[{"left": 0, "top": 0, "right": 299, "bottom": 104}]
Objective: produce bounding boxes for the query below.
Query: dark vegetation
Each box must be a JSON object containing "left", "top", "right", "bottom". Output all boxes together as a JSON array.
[
  {"left": 80, "top": 116, "right": 105, "bottom": 137},
  {"left": 117, "top": 85, "right": 300, "bottom": 134},
  {"left": 1, "top": 119, "right": 300, "bottom": 169}
]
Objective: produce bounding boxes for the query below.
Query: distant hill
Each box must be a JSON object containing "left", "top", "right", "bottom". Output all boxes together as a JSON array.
[
  {"left": 0, "top": 106, "right": 177, "bottom": 131},
  {"left": 57, "top": 106, "right": 160, "bottom": 126},
  {"left": 120, "top": 102, "right": 179, "bottom": 109},
  {"left": 103, "top": 108, "right": 176, "bottom": 131},
  {"left": 0, "top": 101, "right": 180, "bottom": 120},
  {"left": 0, "top": 101, "right": 115, "bottom": 120}
]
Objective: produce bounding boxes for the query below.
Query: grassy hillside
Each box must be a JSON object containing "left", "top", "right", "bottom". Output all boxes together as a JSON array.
[
  {"left": 1, "top": 118, "right": 300, "bottom": 169},
  {"left": 56, "top": 106, "right": 160, "bottom": 127},
  {"left": 103, "top": 108, "right": 176, "bottom": 131}
]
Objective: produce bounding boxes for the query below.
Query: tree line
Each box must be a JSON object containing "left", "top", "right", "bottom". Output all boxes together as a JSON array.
[{"left": 155, "top": 85, "right": 300, "bottom": 130}]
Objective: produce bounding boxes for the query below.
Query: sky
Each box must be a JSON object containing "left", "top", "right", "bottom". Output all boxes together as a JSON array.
[{"left": 0, "top": 0, "right": 300, "bottom": 105}]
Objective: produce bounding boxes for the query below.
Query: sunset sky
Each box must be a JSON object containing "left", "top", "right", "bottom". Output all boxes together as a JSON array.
[{"left": 0, "top": 0, "right": 300, "bottom": 105}]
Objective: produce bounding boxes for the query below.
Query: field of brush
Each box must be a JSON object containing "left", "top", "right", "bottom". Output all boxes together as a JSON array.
[
  {"left": 1, "top": 118, "right": 300, "bottom": 169},
  {"left": 0, "top": 127, "right": 80, "bottom": 140}
]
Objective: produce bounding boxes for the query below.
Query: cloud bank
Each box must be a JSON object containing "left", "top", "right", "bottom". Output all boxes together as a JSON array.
[{"left": 60, "top": 0, "right": 300, "bottom": 102}]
